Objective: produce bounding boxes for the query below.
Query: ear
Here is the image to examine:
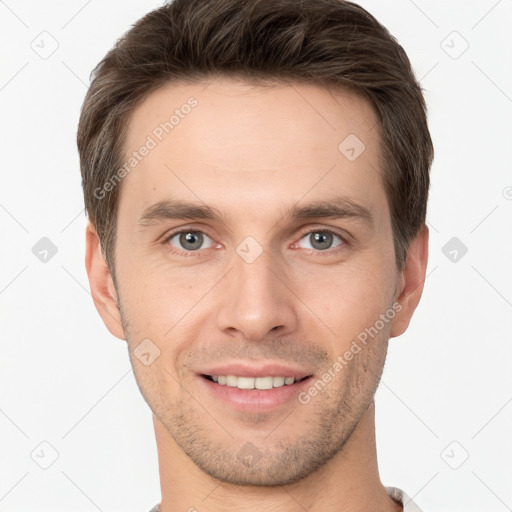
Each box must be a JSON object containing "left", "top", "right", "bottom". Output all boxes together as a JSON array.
[
  {"left": 390, "top": 224, "right": 429, "bottom": 338},
  {"left": 84, "top": 221, "right": 125, "bottom": 340}
]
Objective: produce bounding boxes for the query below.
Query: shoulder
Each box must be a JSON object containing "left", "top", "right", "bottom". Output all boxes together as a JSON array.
[{"left": 386, "top": 486, "right": 424, "bottom": 512}]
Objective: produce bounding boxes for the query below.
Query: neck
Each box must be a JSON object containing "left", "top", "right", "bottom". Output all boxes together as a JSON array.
[{"left": 153, "top": 402, "right": 401, "bottom": 512}]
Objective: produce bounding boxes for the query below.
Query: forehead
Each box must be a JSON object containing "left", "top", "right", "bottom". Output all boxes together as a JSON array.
[{"left": 118, "top": 77, "right": 387, "bottom": 226}]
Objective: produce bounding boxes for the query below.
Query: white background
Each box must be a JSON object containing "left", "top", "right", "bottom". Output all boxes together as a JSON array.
[{"left": 1, "top": 1, "right": 511, "bottom": 511}]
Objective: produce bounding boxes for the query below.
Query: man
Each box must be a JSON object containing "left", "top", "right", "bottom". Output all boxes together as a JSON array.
[{"left": 78, "top": 0, "right": 432, "bottom": 510}]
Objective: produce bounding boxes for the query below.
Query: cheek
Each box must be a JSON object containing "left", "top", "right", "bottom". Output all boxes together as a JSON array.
[
  {"left": 117, "top": 259, "right": 212, "bottom": 342},
  {"left": 293, "top": 260, "right": 395, "bottom": 342}
]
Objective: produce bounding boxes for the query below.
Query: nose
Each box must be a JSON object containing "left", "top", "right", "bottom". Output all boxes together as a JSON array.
[{"left": 215, "top": 247, "right": 299, "bottom": 341}]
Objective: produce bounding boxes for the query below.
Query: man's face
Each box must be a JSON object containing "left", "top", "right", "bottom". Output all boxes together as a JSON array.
[{"left": 112, "top": 78, "right": 401, "bottom": 485}]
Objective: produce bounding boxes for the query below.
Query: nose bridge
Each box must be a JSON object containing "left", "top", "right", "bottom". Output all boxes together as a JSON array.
[{"left": 215, "top": 243, "right": 297, "bottom": 340}]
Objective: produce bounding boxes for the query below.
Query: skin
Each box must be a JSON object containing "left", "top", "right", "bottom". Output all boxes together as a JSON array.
[{"left": 85, "top": 77, "right": 428, "bottom": 511}]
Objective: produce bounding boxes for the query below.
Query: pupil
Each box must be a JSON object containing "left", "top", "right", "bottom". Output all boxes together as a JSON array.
[{"left": 311, "top": 232, "right": 332, "bottom": 250}]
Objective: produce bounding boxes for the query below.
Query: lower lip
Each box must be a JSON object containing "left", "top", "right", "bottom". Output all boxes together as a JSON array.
[{"left": 198, "top": 375, "right": 313, "bottom": 413}]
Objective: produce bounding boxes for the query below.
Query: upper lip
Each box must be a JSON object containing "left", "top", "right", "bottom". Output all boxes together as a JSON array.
[{"left": 197, "top": 362, "right": 313, "bottom": 380}]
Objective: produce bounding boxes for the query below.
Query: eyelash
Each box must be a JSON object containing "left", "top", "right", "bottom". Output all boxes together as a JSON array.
[{"left": 161, "top": 227, "right": 348, "bottom": 257}]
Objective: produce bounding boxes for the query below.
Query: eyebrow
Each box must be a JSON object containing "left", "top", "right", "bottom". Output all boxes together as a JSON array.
[{"left": 137, "top": 195, "right": 374, "bottom": 228}]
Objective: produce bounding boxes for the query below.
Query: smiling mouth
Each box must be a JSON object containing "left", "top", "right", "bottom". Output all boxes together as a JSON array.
[{"left": 201, "top": 374, "right": 312, "bottom": 390}]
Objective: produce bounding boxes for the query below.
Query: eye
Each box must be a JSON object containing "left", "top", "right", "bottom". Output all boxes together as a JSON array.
[
  {"left": 296, "top": 229, "right": 345, "bottom": 251},
  {"left": 162, "top": 228, "right": 346, "bottom": 256},
  {"left": 166, "top": 230, "right": 215, "bottom": 252}
]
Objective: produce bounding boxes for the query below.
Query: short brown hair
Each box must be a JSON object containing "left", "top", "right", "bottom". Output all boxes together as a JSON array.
[{"left": 77, "top": 0, "right": 433, "bottom": 275}]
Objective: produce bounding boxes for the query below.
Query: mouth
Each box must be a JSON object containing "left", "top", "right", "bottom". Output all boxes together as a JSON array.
[
  {"left": 200, "top": 374, "right": 312, "bottom": 389},
  {"left": 197, "top": 373, "right": 314, "bottom": 412}
]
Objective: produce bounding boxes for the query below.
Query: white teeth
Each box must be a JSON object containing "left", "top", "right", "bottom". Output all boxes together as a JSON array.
[
  {"left": 273, "top": 376, "right": 285, "bottom": 387},
  {"left": 255, "top": 376, "right": 273, "bottom": 390},
  {"left": 226, "top": 375, "right": 238, "bottom": 386},
  {"left": 237, "top": 377, "right": 254, "bottom": 389},
  {"left": 210, "top": 375, "right": 298, "bottom": 389}
]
